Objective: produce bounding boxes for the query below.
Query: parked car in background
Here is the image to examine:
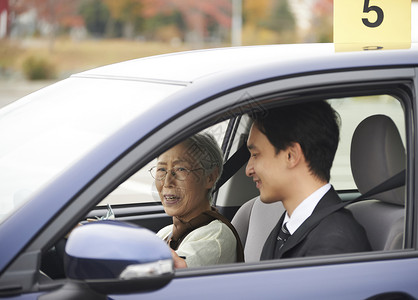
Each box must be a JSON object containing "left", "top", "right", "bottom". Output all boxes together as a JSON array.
[{"left": 1, "top": 43, "right": 418, "bottom": 299}]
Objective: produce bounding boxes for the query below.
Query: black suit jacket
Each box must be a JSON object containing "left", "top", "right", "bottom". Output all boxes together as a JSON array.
[{"left": 260, "top": 187, "right": 372, "bottom": 260}]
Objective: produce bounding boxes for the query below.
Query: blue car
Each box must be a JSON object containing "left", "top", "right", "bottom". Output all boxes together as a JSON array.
[{"left": 1, "top": 43, "right": 418, "bottom": 299}]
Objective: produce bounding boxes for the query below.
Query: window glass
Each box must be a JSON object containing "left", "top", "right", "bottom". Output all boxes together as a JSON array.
[
  {"left": 99, "top": 120, "right": 229, "bottom": 206},
  {"left": 100, "top": 95, "right": 406, "bottom": 204},
  {"left": 329, "top": 95, "right": 405, "bottom": 190},
  {"left": 0, "top": 78, "right": 183, "bottom": 223}
]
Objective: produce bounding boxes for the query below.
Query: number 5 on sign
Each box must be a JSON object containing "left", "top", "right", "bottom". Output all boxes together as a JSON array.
[{"left": 334, "top": 0, "right": 411, "bottom": 51}]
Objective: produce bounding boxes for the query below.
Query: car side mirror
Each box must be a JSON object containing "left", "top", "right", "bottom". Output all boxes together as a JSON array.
[{"left": 64, "top": 220, "right": 174, "bottom": 295}]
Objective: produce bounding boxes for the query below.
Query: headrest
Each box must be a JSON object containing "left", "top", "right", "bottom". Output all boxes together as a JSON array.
[{"left": 350, "top": 115, "right": 405, "bottom": 206}]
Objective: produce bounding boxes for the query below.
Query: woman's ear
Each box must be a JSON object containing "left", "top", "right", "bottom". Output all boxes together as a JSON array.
[
  {"left": 205, "top": 167, "right": 219, "bottom": 189},
  {"left": 286, "top": 142, "right": 303, "bottom": 168}
]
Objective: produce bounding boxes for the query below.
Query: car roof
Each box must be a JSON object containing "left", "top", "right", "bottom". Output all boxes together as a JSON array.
[{"left": 74, "top": 43, "right": 418, "bottom": 86}]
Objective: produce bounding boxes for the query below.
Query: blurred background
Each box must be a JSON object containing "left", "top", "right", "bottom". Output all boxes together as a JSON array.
[{"left": 0, "top": 0, "right": 417, "bottom": 106}]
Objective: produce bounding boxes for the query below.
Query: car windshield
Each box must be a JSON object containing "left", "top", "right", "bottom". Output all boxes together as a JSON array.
[{"left": 0, "top": 77, "right": 183, "bottom": 224}]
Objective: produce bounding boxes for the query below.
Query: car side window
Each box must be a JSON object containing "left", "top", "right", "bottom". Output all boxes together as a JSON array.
[
  {"left": 97, "top": 93, "right": 407, "bottom": 259},
  {"left": 98, "top": 120, "right": 230, "bottom": 206},
  {"left": 100, "top": 95, "right": 405, "bottom": 209},
  {"left": 221, "top": 94, "right": 407, "bottom": 263},
  {"left": 329, "top": 95, "right": 405, "bottom": 191}
]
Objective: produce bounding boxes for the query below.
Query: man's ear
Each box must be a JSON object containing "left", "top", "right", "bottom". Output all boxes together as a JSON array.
[{"left": 286, "top": 142, "right": 303, "bottom": 168}]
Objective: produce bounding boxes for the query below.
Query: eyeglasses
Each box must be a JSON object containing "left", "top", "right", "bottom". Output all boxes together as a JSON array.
[{"left": 149, "top": 166, "right": 203, "bottom": 181}]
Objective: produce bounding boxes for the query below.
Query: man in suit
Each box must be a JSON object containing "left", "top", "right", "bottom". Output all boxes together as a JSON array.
[{"left": 245, "top": 101, "right": 371, "bottom": 260}]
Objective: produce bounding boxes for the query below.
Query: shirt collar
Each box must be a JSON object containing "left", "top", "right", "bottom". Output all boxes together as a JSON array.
[{"left": 284, "top": 183, "right": 331, "bottom": 234}]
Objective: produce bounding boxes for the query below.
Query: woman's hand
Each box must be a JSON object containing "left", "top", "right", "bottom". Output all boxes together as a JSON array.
[{"left": 170, "top": 249, "right": 187, "bottom": 269}]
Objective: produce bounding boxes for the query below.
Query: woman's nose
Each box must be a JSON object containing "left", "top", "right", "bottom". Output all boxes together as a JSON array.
[{"left": 163, "top": 170, "right": 176, "bottom": 186}]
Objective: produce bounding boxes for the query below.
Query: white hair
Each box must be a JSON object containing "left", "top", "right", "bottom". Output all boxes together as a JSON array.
[{"left": 183, "top": 132, "right": 223, "bottom": 202}]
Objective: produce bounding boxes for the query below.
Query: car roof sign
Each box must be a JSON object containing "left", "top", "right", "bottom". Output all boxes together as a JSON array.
[{"left": 334, "top": 0, "right": 411, "bottom": 51}]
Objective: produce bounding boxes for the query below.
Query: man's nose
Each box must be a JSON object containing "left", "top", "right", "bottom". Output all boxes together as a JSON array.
[{"left": 245, "top": 160, "right": 254, "bottom": 177}]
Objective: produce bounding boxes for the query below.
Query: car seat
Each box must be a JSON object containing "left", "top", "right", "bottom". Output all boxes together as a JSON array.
[
  {"left": 232, "top": 196, "right": 284, "bottom": 262},
  {"left": 347, "top": 114, "right": 406, "bottom": 250}
]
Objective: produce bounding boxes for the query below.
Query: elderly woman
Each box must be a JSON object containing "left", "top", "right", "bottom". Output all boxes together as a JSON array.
[{"left": 151, "top": 133, "right": 243, "bottom": 268}]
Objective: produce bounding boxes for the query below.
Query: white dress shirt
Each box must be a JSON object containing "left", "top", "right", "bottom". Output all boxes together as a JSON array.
[{"left": 283, "top": 183, "right": 331, "bottom": 235}]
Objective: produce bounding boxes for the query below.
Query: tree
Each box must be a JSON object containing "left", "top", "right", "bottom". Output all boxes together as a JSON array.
[
  {"left": 243, "top": 0, "right": 270, "bottom": 26},
  {"left": 242, "top": 0, "right": 296, "bottom": 44},
  {"left": 15, "top": 0, "right": 82, "bottom": 51},
  {"left": 264, "top": 0, "right": 295, "bottom": 34},
  {"left": 311, "top": 0, "right": 333, "bottom": 42},
  {"left": 103, "top": 0, "right": 145, "bottom": 39},
  {"left": 143, "top": 0, "right": 231, "bottom": 45},
  {"left": 79, "top": 0, "right": 109, "bottom": 37}
]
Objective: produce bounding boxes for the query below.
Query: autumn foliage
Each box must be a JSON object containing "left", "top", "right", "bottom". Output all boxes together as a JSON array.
[{"left": 7, "top": 0, "right": 334, "bottom": 45}]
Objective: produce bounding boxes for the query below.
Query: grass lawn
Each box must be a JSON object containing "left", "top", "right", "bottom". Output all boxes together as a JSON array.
[{"left": 0, "top": 38, "right": 193, "bottom": 79}]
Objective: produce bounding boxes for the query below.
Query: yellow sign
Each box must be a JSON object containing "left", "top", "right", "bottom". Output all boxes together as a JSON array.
[{"left": 334, "top": 0, "right": 411, "bottom": 51}]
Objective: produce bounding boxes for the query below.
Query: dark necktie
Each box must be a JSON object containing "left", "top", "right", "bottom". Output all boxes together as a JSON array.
[
  {"left": 276, "top": 223, "right": 291, "bottom": 253},
  {"left": 260, "top": 217, "right": 291, "bottom": 260}
]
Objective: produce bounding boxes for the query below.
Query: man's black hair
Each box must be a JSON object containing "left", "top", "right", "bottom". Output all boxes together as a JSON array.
[{"left": 251, "top": 101, "right": 340, "bottom": 182}]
